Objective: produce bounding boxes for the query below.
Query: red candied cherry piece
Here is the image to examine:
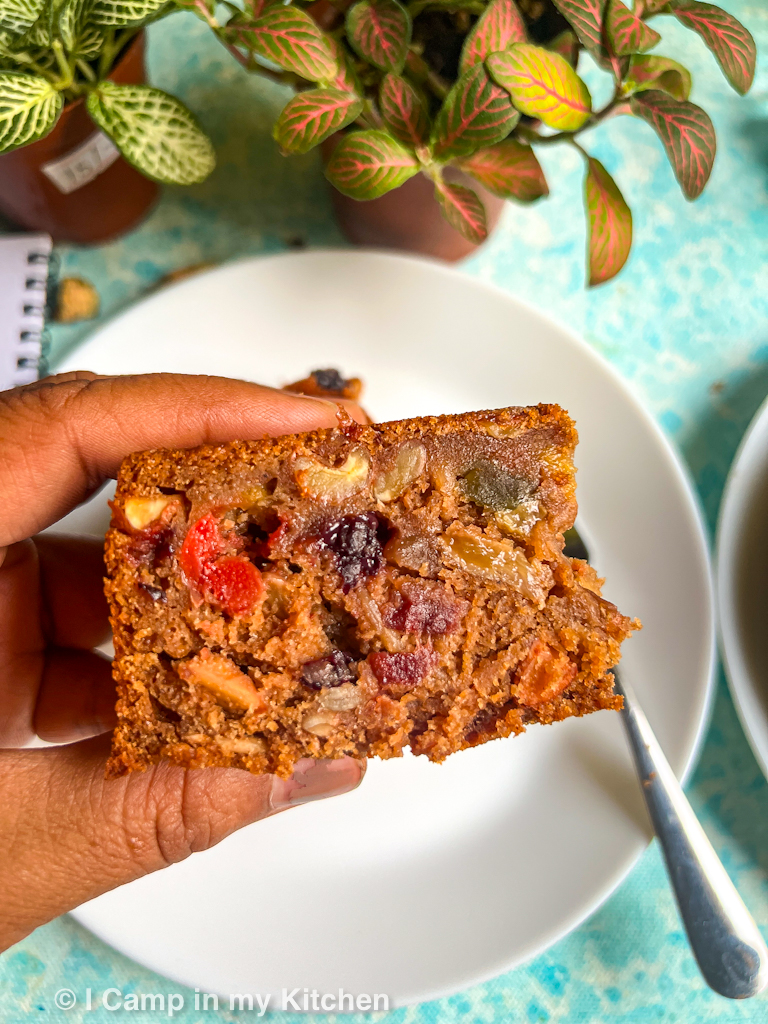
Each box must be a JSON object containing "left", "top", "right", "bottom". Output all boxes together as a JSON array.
[
  {"left": 515, "top": 639, "right": 577, "bottom": 707},
  {"left": 384, "top": 582, "right": 468, "bottom": 635},
  {"left": 179, "top": 513, "right": 228, "bottom": 584},
  {"left": 203, "top": 556, "right": 263, "bottom": 616},
  {"left": 369, "top": 648, "right": 437, "bottom": 689}
]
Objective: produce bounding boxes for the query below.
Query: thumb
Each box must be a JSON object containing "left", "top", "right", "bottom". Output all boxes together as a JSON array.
[{"left": 0, "top": 737, "right": 363, "bottom": 951}]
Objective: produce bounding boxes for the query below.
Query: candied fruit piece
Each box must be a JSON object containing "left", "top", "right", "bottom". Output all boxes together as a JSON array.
[
  {"left": 204, "top": 556, "right": 263, "bottom": 616},
  {"left": 320, "top": 512, "right": 387, "bottom": 591},
  {"left": 369, "top": 648, "right": 437, "bottom": 688},
  {"left": 179, "top": 513, "right": 228, "bottom": 584},
  {"left": 461, "top": 460, "right": 533, "bottom": 511},
  {"left": 179, "top": 514, "right": 261, "bottom": 615},
  {"left": 515, "top": 639, "right": 577, "bottom": 706},
  {"left": 443, "top": 525, "right": 549, "bottom": 606},
  {"left": 384, "top": 581, "right": 467, "bottom": 635},
  {"left": 301, "top": 650, "right": 355, "bottom": 689}
]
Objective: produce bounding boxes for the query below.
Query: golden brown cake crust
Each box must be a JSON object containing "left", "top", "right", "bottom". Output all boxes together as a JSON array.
[{"left": 104, "top": 404, "right": 637, "bottom": 779}]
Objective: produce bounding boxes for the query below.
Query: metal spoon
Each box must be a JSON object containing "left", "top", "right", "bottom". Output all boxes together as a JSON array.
[{"left": 564, "top": 529, "right": 768, "bottom": 999}]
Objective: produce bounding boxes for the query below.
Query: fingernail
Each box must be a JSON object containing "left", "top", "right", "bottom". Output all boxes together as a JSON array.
[{"left": 269, "top": 757, "right": 365, "bottom": 811}]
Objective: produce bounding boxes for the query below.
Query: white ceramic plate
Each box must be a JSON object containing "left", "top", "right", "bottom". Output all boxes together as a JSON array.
[
  {"left": 54, "top": 251, "right": 715, "bottom": 1008},
  {"left": 717, "top": 394, "right": 768, "bottom": 782}
]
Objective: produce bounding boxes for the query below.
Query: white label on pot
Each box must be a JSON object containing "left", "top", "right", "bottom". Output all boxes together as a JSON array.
[{"left": 41, "top": 131, "right": 120, "bottom": 195}]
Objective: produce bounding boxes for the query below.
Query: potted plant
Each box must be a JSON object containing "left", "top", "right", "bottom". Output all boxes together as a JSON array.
[
  {"left": 190, "top": 0, "right": 755, "bottom": 282},
  {"left": 0, "top": 0, "right": 215, "bottom": 243}
]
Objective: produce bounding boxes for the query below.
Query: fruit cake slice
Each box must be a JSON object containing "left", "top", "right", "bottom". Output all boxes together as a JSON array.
[{"left": 105, "top": 405, "right": 638, "bottom": 778}]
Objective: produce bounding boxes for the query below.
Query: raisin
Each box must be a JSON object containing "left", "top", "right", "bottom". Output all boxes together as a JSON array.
[
  {"left": 312, "top": 368, "right": 348, "bottom": 393},
  {"left": 301, "top": 650, "right": 355, "bottom": 689},
  {"left": 319, "top": 512, "right": 387, "bottom": 591},
  {"left": 369, "top": 648, "right": 437, "bottom": 689},
  {"left": 460, "top": 461, "right": 533, "bottom": 511},
  {"left": 384, "top": 581, "right": 467, "bottom": 635}
]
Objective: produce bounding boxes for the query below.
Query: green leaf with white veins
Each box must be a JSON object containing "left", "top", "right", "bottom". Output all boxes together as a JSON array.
[
  {"left": 90, "top": 0, "right": 167, "bottom": 26},
  {"left": 0, "top": 73, "right": 61, "bottom": 153},
  {"left": 87, "top": 83, "right": 215, "bottom": 184},
  {"left": 0, "top": 0, "right": 46, "bottom": 34}
]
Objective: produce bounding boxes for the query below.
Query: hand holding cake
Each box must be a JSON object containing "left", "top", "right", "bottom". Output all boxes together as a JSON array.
[{"left": 0, "top": 372, "right": 366, "bottom": 953}]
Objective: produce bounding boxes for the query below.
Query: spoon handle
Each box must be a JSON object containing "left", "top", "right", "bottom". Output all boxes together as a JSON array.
[{"left": 614, "top": 673, "right": 768, "bottom": 998}]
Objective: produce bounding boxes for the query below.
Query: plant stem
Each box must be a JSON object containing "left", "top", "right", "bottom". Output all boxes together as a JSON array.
[
  {"left": 51, "top": 40, "right": 74, "bottom": 89},
  {"left": 530, "top": 95, "right": 631, "bottom": 145},
  {"left": 76, "top": 58, "right": 97, "bottom": 82}
]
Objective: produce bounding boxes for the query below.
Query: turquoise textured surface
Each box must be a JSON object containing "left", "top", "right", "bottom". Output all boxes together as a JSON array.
[{"left": 2, "top": 2, "right": 768, "bottom": 1020}]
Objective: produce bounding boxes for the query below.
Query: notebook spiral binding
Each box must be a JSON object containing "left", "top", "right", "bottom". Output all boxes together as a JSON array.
[
  {"left": 16, "top": 246, "right": 55, "bottom": 385},
  {"left": 0, "top": 234, "right": 54, "bottom": 390}
]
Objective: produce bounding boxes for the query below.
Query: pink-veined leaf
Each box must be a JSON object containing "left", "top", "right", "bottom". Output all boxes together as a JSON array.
[
  {"left": 324, "top": 128, "right": 419, "bottom": 198},
  {"left": 584, "top": 156, "right": 632, "bottom": 285},
  {"left": 551, "top": 0, "right": 609, "bottom": 65},
  {"left": 547, "top": 29, "right": 580, "bottom": 66},
  {"left": 379, "top": 73, "right": 429, "bottom": 146},
  {"left": 630, "top": 88, "right": 716, "bottom": 199},
  {"left": 346, "top": 0, "right": 411, "bottom": 74},
  {"left": 239, "top": 6, "right": 338, "bottom": 81},
  {"left": 431, "top": 63, "right": 519, "bottom": 161},
  {"left": 672, "top": 1, "right": 756, "bottom": 95},
  {"left": 328, "top": 36, "right": 362, "bottom": 93},
  {"left": 273, "top": 88, "right": 364, "bottom": 154},
  {"left": 605, "top": 0, "right": 660, "bottom": 56},
  {"left": 434, "top": 180, "right": 488, "bottom": 244},
  {"left": 459, "top": 0, "right": 527, "bottom": 74},
  {"left": 487, "top": 43, "right": 591, "bottom": 131},
  {"left": 459, "top": 139, "right": 549, "bottom": 201},
  {"left": 626, "top": 54, "right": 691, "bottom": 100}
]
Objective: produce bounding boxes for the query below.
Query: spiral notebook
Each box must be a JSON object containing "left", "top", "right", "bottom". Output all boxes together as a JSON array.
[{"left": 0, "top": 233, "right": 53, "bottom": 392}]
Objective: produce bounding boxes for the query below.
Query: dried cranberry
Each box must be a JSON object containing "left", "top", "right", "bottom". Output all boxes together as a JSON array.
[
  {"left": 126, "top": 527, "right": 173, "bottom": 567},
  {"left": 319, "top": 512, "right": 387, "bottom": 591},
  {"left": 369, "top": 648, "right": 437, "bottom": 689},
  {"left": 301, "top": 650, "right": 354, "bottom": 689},
  {"left": 384, "top": 582, "right": 467, "bottom": 634}
]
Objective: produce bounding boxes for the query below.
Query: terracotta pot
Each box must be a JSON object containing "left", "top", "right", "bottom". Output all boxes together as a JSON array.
[
  {"left": 321, "top": 136, "right": 505, "bottom": 262},
  {"left": 0, "top": 33, "right": 159, "bottom": 244}
]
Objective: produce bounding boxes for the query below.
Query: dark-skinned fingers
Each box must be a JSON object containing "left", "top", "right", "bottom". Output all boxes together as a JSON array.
[
  {"left": 33, "top": 648, "right": 116, "bottom": 744},
  {"left": 0, "top": 737, "right": 365, "bottom": 951},
  {"left": 0, "top": 372, "right": 365, "bottom": 546},
  {"left": 0, "top": 540, "right": 43, "bottom": 747},
  {"left": 34, "top": 534, "right": 110, "bottom": 650}
]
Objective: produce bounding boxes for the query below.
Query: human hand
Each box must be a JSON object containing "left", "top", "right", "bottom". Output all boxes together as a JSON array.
[{"left": 0, "top": 372, "right": 366, "bottom": 953}]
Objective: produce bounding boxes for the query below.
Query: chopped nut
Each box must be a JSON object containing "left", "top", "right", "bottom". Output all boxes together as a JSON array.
[
  {"left": 318, "top": 682, "right": 362, "bottom": 711},
  {"left": 216, "top": 736, "right": 267, "bottom": 755},
  {"left": 177, "top": 649, "right": 265, "bottom": 713},
  {"left": 373, "top": 441, "right": 427, "bottom": 501},
  {"left": 294, "top": 449, "right": 370, "bottom": 502},
  {"left": 124, "top": 495, "right": 175, "bottom": 530},
  {"left": 441, "top": 525, "right": 550, "bottom": 607},
  {"left": 301, "top": 710, "right": 338, "bottom": 737}
]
